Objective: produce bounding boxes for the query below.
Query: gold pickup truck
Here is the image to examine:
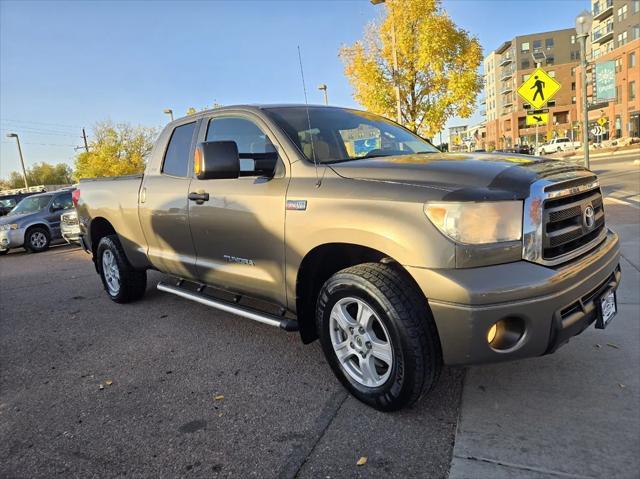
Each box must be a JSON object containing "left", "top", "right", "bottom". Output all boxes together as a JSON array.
[{"left": 75, "top": 105, "right": 621, "bottom": 411}]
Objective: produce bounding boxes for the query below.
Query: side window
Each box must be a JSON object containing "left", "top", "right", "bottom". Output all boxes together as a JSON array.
[
  {"left": 206, "top": 117, "right": 277, "bottom": 175},
  {"left": 52, "top": 192, "right": 73, "bottom": 211},
  {"left": 162, "top": 122, "right": 196, "bottom": 177}
]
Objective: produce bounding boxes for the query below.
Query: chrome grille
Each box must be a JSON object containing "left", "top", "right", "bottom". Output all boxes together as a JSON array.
[
  {"left": 62, "top": 214, "right": 79, "bottom": 226},
  {"left": 523, "top": 173, "right": 608, "bottom": 267}
]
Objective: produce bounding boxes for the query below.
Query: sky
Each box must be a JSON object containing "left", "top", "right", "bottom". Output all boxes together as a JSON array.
[{"left": 0, "top": 0, "right": 588, "bottom": 178}]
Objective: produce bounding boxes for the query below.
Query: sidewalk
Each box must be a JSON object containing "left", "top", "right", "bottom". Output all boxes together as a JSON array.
[{"left": 449, "top": 207, "right": 640, "bottom": 479}]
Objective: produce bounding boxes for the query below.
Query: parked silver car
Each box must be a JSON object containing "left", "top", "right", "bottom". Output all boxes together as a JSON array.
[
  {"left": 0, "top": 189, "right": 75, "bottom": 255},
  {"left": 60, "top": 209, "right": 81, "bottom": 245}
]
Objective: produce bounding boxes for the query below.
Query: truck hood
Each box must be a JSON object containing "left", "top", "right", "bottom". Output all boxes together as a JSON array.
[{"left": 327, "top": 152, "right": 589, "bottom": 200}]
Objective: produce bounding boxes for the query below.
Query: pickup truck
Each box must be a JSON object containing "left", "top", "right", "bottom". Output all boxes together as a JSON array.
[
  {"left": 76, "top": 105, "right": 621, "bottom": 411},
  {"left": 536, "top": 137, "right": 581, "bottom": 155}
]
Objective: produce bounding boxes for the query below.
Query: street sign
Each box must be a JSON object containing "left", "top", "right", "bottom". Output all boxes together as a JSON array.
[
  {"left": 517, "top": 68, "right": 561, "bottom": 110},
  {"left": 591, "top": 125, "right": 604, "bottom": 136},
  {"left": 526, "top": 112, "right": 548, "bottom": 126},
  {"left": 597, "top": 116, "right": 607, "bottom": 127},
  {"left": 595, "top": 61, "right": 616, "bottom": 102}
]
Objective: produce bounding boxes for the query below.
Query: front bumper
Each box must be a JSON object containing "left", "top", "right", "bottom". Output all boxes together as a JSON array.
[
  {"left": 407, "top": 229, "right": 621, "bottom": 366},
  {"left": 61, "top": 224, "right": 81, "bottom": 244},
  {"left": 0, "top": 228, "right": 26, "bottom": 251}
]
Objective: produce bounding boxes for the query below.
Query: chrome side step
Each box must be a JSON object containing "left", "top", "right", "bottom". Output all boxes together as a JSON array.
[{"left": 157, "top": 281, "right": 298, "bottom": 332}]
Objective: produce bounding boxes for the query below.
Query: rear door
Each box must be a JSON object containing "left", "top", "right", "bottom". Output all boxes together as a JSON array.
[
  {"left": 188, "top": 113, "right": 289, "bottom": 305},
  {"left": 47, "top": 191, "right": 74, "bottom": 239},
  {"left": 138, "top": 121, "right": 199, "bottom": 278}
]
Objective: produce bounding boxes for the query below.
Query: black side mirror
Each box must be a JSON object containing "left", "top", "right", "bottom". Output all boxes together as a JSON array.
[{"left": 195, "top": 141, "right": 240, "bottom": 180}]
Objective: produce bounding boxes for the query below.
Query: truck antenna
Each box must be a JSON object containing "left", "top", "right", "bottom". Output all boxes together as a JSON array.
[{"left": 297, "top": 45, "right": 321, "bottom": 187}]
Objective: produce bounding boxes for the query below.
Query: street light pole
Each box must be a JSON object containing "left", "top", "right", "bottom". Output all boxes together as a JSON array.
[
  {"left": 318, "top": 84, "right": 329, "bottom": 105},
  {"left": 5, "top": 133, "right": 28, "bottom": 188},
  {"left": 576, "top": 10, "right": 593, "bottom": 169},
  {"left": 163, "top": 108, "right": 174, "bottom": 122},
  {"left": 371, "top": 0, "right": 402, "bottom": 125}
]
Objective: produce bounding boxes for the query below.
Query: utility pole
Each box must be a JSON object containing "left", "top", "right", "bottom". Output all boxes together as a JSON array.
[
  {"left": 5, "top": 133, "right": 28, "bottom": 188},
  {"left": 318, "top": 84, "right": 329, "bottom": 105},
  {"left": 82, "top": 128, "right": 89, "bottom": 152}
]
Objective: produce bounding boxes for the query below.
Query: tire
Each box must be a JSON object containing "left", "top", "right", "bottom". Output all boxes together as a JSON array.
[
  {"left": 316, "top": 262, "right": 442, "bottom": 411},
  {"left": 97, "top": 235, "right": 147, "bottom": 303},
  {"left": 24, "top": 227, "right": 50, "bottom": 253},
  {"left": 0, "top": 249, "right": 8, "bottom": 256}
]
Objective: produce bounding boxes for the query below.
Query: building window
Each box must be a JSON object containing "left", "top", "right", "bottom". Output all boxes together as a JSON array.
[
  {"left": 533, "top": 39, "right": 541, "bottom": 49},
  {"left": 615, "top": 58, "right": 622, "bottom": 72},
  {"left": 617, "top": 31, "right": 628, "bottom": 47},
  {"left": 616, "top": 85, "right": 621, "bottom": 104},
  {"left": 615, "top": 115, "right": 622, "bottom": 138},
  {"left": 546, "top": 55, "right": 554, "bottom": 65},
  {"left": 545, "top": 38, "right": 554, "bottom": 49},
  {"left": 571, "top": 81, "right": 576, "bottom": 91},
  {"left": 521, "top": 42, "right": 530, "bottom": 52},
  {"left": 521, "top": 59, "right": 530, "bottom": 69},
  {"left": 523, "top": 74, "right": 531, "bottom": 82},
  {"left": 570, "top": 50, "right": 581, "bottom": 60},
  {"left": 572, "top": 96, "right": 576, "bottom": 104},
  {"left": 571, "top": 66, "right": 576, "bottom": 76},
  {"left": 548, "top": 70, "right": 556, "bottom": 78},
  {"left": 617, "top": 4, "right": 628, "bottom": 21},
  {"left": 571, "top": 34, "right": 576, "bottom": 44},
  {"left": 630, "top": 52, "right": 637, "bottom": 68},
  {"left": 547, "top": 100, "right": 556, "bottom": 107},
  {"left": 634, "top": 0, "right": 639, "bottom": 13},
  {"left": 630, "top": 81, "right": 636, "bottom": 101},
  {"left": 633, "top": 25, "right": 640, "bottom": 40}
]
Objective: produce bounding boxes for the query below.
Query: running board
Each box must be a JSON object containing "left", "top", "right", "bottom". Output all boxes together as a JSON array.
[{"left": 157, "top": 282, "right": 299, "bottom": 332}]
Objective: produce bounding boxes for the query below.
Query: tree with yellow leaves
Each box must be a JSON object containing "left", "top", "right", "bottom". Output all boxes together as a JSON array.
[
  {"left": 340, "top": 0, "right": 483, "bottom": 138},
  {"left": 74, "top": 121, "right": 157, "bottom": 179}
]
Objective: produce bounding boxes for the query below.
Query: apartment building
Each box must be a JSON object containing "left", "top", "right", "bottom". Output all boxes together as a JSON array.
[
  {"left": 576, "top": 0, "right": 639, "bottom": 139},
  {"left": 482, "top": 28, "right": 580, "bottom": 149}
]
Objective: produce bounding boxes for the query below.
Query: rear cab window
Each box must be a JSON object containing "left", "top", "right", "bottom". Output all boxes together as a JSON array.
[{"left": 162, "top": 122, "right": 197, "bottom": 177}]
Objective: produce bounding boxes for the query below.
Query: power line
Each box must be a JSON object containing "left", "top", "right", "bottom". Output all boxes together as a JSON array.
[
  {"left": 0, "top": 127, "right": 78, "bottom": 138},
  {"left": 0, "top": 118, "right": 81, "bottom": 129}
]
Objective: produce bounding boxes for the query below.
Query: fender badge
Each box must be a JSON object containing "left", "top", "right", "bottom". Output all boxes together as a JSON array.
[{"left": 286, "top": 200, "right": 307, "bottom": 211}]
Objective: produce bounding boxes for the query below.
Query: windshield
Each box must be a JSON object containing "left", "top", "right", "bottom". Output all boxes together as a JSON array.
[
  {"left": 264, "top": 107, "right": 439, "bottom": 164},
  {"left": 0, "top": 198, "right": 17, "bottom": 208},
  {"left": 8, "top": 195, "right": 51, "bottom": 216}
]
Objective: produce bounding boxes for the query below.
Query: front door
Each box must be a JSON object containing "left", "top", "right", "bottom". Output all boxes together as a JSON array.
[{"left": 188, "top": 114, "right": 289, "bottom": 305}]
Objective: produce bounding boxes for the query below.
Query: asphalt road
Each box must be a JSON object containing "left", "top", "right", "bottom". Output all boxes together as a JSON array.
[{"left": 0, "top": 244, "right": 463, "bottom": 478}]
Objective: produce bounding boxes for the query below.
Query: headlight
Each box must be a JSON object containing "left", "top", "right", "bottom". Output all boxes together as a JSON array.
[
  {"left": 424, "top": 201, "right": 523, "bottom": 244},
  {"left": 0, "top": 224, "right": 18, "bottom": 231}
]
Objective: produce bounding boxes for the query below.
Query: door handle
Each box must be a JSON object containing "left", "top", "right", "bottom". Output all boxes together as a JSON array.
[{"left": 188, "top": 191, "right": 210, "bottom": 204}]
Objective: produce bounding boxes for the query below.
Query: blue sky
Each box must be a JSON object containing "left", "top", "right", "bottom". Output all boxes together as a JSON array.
[{"left": 0, "top": 0, "right": 587, "bottom": 178}]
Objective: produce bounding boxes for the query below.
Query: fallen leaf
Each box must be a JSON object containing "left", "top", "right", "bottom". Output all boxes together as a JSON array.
[
  {"left": 214, "top": 395, "right": 224, "bottom": 401},
  {"left": 606, "top": 343, "right": 620, "bottom": 349},
  {"left": 105, "top": 380, "right": 113, "bottom": 386},
  {"left": 619, "top": 383, "right": 626, "bottom": 389},
  {"left": 98, "top": 384, "right": 104, "bottom": 390},
  {"left": 594, "top": 344, "right": 602, "bottom": 349},
  {"left": 218, "top": 413, "right": 224, "bottom": 417},
  {"left": 356, "top": 456, "right": 367, "bottom": 466}
]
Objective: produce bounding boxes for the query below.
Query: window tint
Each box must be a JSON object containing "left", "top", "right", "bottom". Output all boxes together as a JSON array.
[
  {"left": 206, "top": 117, "right": 277, "bottom": 173},
  {"left": 163, "top": 122, "right": 196, "bottom": 177},
  {"left": 52, "top": 192, "right": 73, "bottom": 210}
]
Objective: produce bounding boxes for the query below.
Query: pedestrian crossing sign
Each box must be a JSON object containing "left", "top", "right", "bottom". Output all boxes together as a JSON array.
[
  {"left": 597, "top": 116, "right": 607, "bottom": 127},
  {"left": 526, "top": 112, "right": 549, "bottom": 126},
  {"left": 517, "top": 68, "right": 561, "bottom": 110}
]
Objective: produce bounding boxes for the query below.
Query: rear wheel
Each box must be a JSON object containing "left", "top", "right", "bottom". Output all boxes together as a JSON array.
[
  {"left": 97, "top": 235, "right": 147, "bottom": 303},
  {"left": 317, "top": 263, "right": 442, "bottom": 411},
  {"left": 25, "top": 227, "right": 50, "bottom": 253},
  {"left": 0, "top": 250, "right": 8, "bottom": 256}
]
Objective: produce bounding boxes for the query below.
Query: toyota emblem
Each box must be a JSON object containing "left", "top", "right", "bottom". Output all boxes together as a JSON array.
[{"left": 583, "top": 204, "right": 595, "bottom": 229}]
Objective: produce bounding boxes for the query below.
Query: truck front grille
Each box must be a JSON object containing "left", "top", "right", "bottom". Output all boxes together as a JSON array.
[
  {"left": 542, "top": 184, "right": 605, "bottom": 260},
  {"left": 523, "top": 173, "right": 608, "bottom": 267}
]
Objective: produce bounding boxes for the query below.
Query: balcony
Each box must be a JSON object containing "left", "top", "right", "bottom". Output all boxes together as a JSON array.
[
  {"left": 592, "top": 0, "right": 613, "bottom": 21},
  {"left": 499, "top": 53, "right": 513, "bottom": 66},
  {"left": 480, "top": 109, "right": 487, "bottom": 116},
  {"left": 592, "top": 22, "right": 614, "bottom": 44},
  {"left": 501, "top": 84, "right": 513, "bottom": 94},
  {"left": 500, "top": 68, "right": 514, "bottom": 81}
]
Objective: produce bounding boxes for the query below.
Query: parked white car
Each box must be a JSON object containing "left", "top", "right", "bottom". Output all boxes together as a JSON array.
[{"left": 536, "top": 137, "right": 581, "bottom": 155}]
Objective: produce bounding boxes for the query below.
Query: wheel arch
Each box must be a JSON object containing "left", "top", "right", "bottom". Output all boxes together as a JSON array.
[{"left": 294, "top": 242, "right": 429, "bottom": 344}]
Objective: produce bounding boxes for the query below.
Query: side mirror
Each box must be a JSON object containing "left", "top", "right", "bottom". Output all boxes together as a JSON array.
[{"left": 194, "top": 141, "right": 240, "bottom": 180}]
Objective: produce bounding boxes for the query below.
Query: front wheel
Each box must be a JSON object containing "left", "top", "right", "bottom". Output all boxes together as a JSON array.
[
  {"left": 316, "top": 263, "right": 442, "bottom": 411},
  {"left": 97, "top": 235, "right": 147, "bottom": 303},
  {"left": 25, "top": 227, "right": 50, "bottom": 253}
]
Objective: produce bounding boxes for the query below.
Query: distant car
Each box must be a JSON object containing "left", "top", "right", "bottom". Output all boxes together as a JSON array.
[
  {"left": 60, "top": 209, "right": 81, "bottom": 245},
  {"left": 514, "top": 145, "right": 532, "bottom": 155},
  {"left": 536, "top": 137, "right": 581, "bottom": 155},
  {"left": 0, "top": 189, "right": 75, "bottom": 255},
  {"left": 0, "top": 186, "right": 47, "bottom": 216}
]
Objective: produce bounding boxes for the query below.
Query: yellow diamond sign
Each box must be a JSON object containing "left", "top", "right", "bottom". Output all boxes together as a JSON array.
[
  {"left": 517, "top": 68, "right": 561, "bottom": 109},
  {"left": 597, "top": 116, "right": 607, "bottom": 127},
  {"left": 526, "top": 112, "right": 548, "bottom": 126}
]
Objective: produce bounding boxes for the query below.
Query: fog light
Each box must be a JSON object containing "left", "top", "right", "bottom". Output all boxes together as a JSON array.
[{"left": 487, "top": 323, "right": 497, "bottom": 344}]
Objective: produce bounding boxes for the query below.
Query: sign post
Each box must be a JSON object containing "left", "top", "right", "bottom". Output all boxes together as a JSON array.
[
  {"left": 518, "top": 68, "right": 560, "bottom": 156},
  {"left": 526, "top": 109, "right": 548, "bottom": 154}
]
